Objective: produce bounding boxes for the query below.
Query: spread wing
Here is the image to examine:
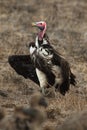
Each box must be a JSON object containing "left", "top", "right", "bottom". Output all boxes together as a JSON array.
[{"left": 8, "top": 55, "right": 39, "bottom": 85}]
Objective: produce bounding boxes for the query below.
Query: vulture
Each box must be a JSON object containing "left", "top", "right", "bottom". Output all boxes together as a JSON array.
[{"left": 8, "top": 21, "right": 76, "bottom": 95}]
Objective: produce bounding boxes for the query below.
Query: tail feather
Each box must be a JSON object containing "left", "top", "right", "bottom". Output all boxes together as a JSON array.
[
  {"left": 70, "top": 72, "right": 76, "bottom": 86},
  {"left": 59, "top": 60, "right": 70, "bottom": 95}
]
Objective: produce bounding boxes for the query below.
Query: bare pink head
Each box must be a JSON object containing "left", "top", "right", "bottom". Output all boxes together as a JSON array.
[{"left": 32, "top": 21, "right": 47, "bottom": 41}]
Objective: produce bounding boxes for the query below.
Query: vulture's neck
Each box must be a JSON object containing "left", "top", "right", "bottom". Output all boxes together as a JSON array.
[
  {"left": 38, "top": 26, "right": 46, "bottom": 41},
  {"left": 35, "top": 29, "right": 45, "bottom": 48},
  {"left": 35, "top": 33, "right": 49, "bottom": 48},
  {"left": 38, "top": 31, "right": 44, "bottom": 41}
]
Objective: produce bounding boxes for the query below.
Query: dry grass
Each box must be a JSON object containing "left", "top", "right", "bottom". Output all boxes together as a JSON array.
[
  {"left": 57, "top": 110, "right": 87, "bottom": 130},
  {"left": 0, "top": 0, "right": 87, "bottom": 128}
]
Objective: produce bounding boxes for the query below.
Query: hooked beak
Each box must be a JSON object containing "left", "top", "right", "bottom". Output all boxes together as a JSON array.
[{"left": 32, "top": 22, "right": 37, "bottom": 27}]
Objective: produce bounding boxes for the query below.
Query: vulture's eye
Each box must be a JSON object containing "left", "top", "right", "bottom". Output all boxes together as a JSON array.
[{"left": 40, "top": 23, "right": 42, "bottom": 25}]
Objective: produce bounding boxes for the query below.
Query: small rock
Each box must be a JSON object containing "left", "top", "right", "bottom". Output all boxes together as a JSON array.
[{"left": 0, "top": 90, "right": 8, "bottom": 97}]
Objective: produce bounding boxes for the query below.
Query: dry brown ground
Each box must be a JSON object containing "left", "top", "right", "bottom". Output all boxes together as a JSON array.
[{"left": 0, "top": 0, "right": 87, "bottom": 128}]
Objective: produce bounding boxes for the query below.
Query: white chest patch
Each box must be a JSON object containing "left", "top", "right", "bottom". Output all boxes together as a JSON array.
[
  {"left": 37, "top": 47, "right": 53, "bottom": 60},
  {"left": 35, "top": 36, "right": 39, "bottom": 48},
  {"left": 43, "top": 39, "right": 48, "bottom": 45},
  {"left": 29, "top": 46, "right": 36, "bottom": 55}
]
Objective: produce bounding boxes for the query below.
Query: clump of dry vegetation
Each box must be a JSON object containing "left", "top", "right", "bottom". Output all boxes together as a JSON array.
[
  {"left": 57, "top": 110, "right": 87, "bottom": 130},
  {"left": 0, "top": 93, "right": 47, "bottom": 130},
  {"left": 0, "top": 0, "right": 87, "bottom": 129}
]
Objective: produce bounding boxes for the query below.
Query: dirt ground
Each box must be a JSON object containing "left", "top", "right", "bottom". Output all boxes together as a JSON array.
[{"left": 0, "top": 0, "right": 87, "bottom": 128}]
